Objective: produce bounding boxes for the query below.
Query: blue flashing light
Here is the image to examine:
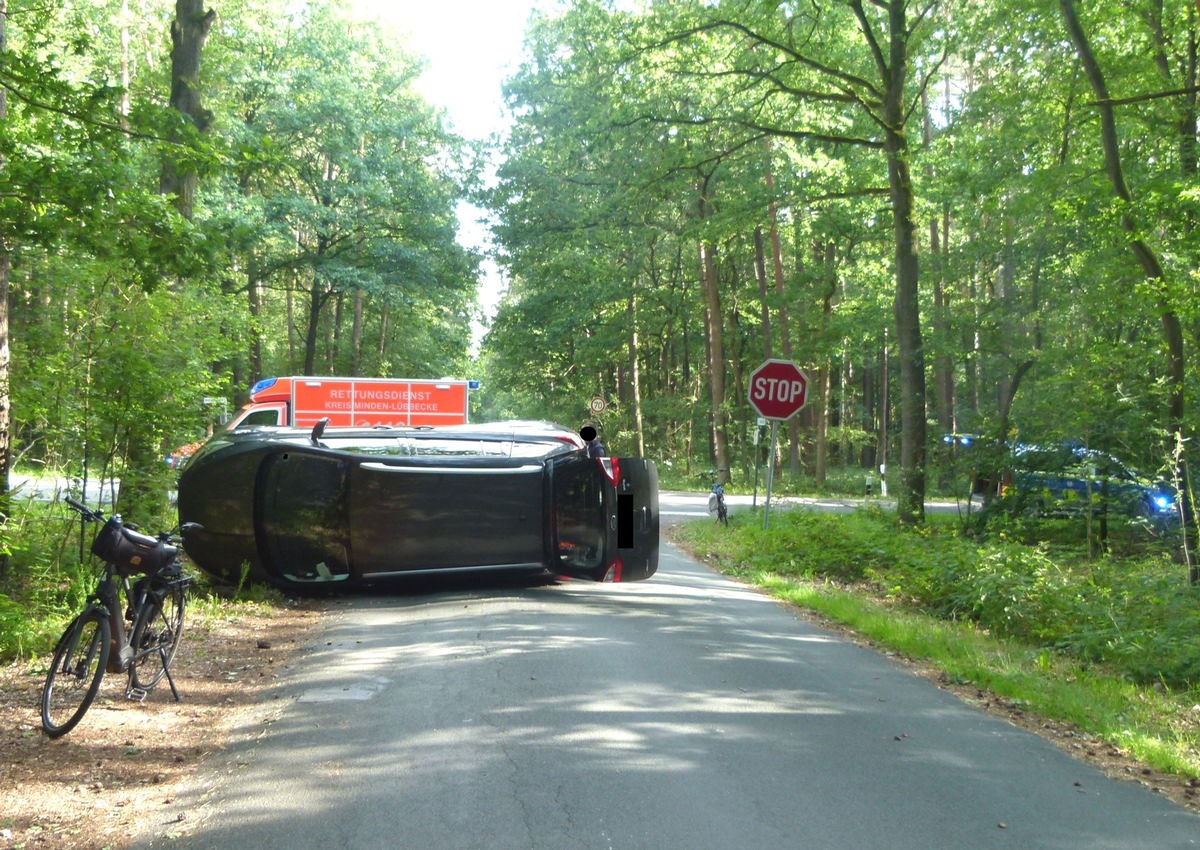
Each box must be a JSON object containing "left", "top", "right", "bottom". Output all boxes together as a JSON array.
[
  {"left": 250, "top": 377, "right": 279, "bottom": 395},
  {"left": 468, "top": 380, "right": 480, "bottom": 390}
]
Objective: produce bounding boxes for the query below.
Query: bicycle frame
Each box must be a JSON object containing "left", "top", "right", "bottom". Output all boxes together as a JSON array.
[{"left": 92, "top": 568, "right": 133, "bottom": 674}]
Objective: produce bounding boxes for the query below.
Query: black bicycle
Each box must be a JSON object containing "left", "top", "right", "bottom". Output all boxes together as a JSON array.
[{"left": 40, "top": 497, "right": 196, "bottom": 738}]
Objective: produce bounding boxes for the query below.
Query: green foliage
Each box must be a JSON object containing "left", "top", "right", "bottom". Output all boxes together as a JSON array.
[
  {"left": 0, "top": 501, "right": 286, "bottom": 662},
  {"left": 676, "top": 509, "right": 1200, "bottom": 688},
  {"left": 750, "top": 571, "right": 1200, "bottom": 779},
  {"left": 0, "top": 501, "right": 105, "bottom": 659},
  {"left": 0, "top": 593, "right": 35, "bottom": 659},
  {"left": 475, "top": 0, "right": 1200, "bottom": 503},
  {"left": 3, "top": 0, "right": 478, "bottom": 519},
  {"left": 201, "top": 0, "right": 477, "bottom": 380}
]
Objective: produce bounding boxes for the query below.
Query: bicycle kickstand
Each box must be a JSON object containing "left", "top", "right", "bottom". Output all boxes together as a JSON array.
[{"left": 162, "top": 647, "right": 182, "bottom": 702}]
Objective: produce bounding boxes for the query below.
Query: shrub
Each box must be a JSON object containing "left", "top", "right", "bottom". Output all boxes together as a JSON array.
[
  {"left": 0, "top": 593, "right": 36, "bottom": 658},
  {"left": 676, "top": 507, "right": 1200, "bottom": 688}
]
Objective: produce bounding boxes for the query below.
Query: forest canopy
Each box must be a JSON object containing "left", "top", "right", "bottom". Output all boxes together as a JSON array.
[
  {"left": 479, "top": 0, "right": 1200, "bottom": 524},
  {"left": 1, "top": 0, "right": 477, "bottom": 519},
  {"left": 0, "top": 0, "right": 1198, "bottom": 530}
]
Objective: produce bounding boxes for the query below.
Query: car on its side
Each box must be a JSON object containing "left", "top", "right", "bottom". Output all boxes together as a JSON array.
[
  {"left": 1001, "top": 441, "right": 1175, "bottom": 520},
  {"left": 177, "top": 420, "right": 659, "bottom": 592}
]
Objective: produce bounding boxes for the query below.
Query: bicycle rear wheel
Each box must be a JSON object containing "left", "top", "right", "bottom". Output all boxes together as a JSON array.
[
  {"left": 129, "top": 581, "right": 187, "bottom": 691},
  {"left": 42, "top": 610, "right": 111, "bottom": 738}
]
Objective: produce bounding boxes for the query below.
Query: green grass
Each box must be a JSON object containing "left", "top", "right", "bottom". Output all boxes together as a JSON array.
[
  {"left": 0, "top": 501, "right": 288, "bottom": 661},
  {"left": 672, "top": 508, "right": 1200, "bottom": 782}
]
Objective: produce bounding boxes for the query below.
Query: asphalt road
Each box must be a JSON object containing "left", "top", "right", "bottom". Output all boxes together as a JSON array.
[{"left": 135, "top": 543, "right": 1198, "bottom": 850}]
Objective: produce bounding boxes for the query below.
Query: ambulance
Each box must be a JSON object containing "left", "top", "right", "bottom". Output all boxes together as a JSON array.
[
  {"left": 169, "top": 377, "right": 476, "bottom": 467},
  {"left": 228, "top": 376, "right": 473, "bottom": 429}
]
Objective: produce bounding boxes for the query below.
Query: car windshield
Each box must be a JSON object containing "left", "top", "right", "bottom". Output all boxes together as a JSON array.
[{"left": 1014, "top": 443, "right": 1142, "bottom": 480}]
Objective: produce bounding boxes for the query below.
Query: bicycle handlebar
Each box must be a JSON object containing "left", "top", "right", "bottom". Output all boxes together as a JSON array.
[
  {"left": 64, "top": 496, "right": 105, "bottom": 523},
  {"left": 64, "top": 496, "right": 202, "bottom": 543}
]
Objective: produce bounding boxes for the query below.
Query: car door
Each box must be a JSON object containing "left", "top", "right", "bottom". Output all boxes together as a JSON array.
[
  {"left": 550, "top": 455, "right": 659, "bottom": 582},
  {"left": 612, "top": 456, "right": 659, "bottom": 582},
  {"left": 257, "top": 450, "right": 353, "bottom": 584}
]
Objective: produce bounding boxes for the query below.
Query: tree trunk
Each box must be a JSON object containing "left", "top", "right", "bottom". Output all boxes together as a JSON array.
[
  {"left": 697, "top": 175, "right": 729, "bottom": 476},
  {"left": 0, "top": 0, "right": 11, "bottom": 544},
  {"left": 813, "top": 242, "right": 837, "bottom": 487},
  {"left": 327, "top": 292, "right": 342, "bottom": 373},
  {"left": 118, "top": 0, "right": 213, "bottom": 522},
  {"left": 628, "top": 288, "right": 646, "bottom": 457},
  {"left": 0, "top": 251, "right": 9, "bottom": 534},
  {"left": 701, "top": 239, "right": 728, "bottom": 475},
  {"left": 862, "top": 355, "right": 876, "bottom": 471},
  {"left": 378, "top": 300, "right": 390, "bottom": 362},
  {"left": 879, "top": 1, "right": 927, "bottom": 524},
  {"left": 924, "top": 86, "right": 955, "bottom": 443},
  {"left": 286, "top": 276, "right": 298, "bottom": 370},
  {"left": 878, "top": 329, "right": 890, "bottom": 489},
  {"left": 753, "top": 226, "right": 773, "bottom": 360},
  {"left": 352, "top": 290, "right": 364, "bottom": 376},
  {"left": 248, "top": 271, "right": 263, "bottom": 382},
  {"left": 304, "top": 281, "right": 324, "bottom": 376},
  {"left": 1062, "top": 0, "right": 1190, "bottom": 577},
  {"left": 159, "top": 0, "right": 215, "bottom": 220},
  {"left": 761, "top": 141, "right": 802, "bottom": 478}
]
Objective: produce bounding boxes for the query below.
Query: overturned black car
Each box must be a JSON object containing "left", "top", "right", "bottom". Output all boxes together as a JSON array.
[{"left": 177, "top": 420, "right": 659, "bottom": 592}]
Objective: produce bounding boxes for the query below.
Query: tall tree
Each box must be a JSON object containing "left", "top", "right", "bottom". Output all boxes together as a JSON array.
[
  {"left": 636, "top": 0, "right": 946, "bottom": 521},
  {"left": 1059, "top": 0, "right": 1185, "bottom": 438},
  {"left": 0, "top": 0, "right": 10, "bottom": 532},
  {"left": 160, "top": 0, "right": 215, "bottom": 219}
]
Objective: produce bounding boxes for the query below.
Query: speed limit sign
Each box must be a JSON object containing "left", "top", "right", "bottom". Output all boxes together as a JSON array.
[{"left": 589, "top": 396, "right": 607, "bottom": 414}]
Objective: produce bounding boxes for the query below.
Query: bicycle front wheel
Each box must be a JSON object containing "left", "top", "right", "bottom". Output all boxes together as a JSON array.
[
  {"left": 129, "top": 581, "right": 187, "bottom": 691},
  {"left": 42, "top": 610, "right": 111, "bottom": 738}
]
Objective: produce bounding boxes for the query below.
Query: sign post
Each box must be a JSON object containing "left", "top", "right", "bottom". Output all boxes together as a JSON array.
[
  {"left": 747, "top": 359, "right": 809, "bottom": 529},
  {"left": 752, "top": 417, "right": 766, "bottom": 507}
]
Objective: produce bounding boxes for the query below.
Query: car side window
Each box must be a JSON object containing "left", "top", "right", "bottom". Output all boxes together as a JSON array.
[
  {"left": 553, "top": 457, "right": 605, "bottom": 571},
  {"left": 241, "top": 408, "right": 283, "bottom": 427},
  {"left": 258, "top": 452, "right": 350, "bottom": 582}
]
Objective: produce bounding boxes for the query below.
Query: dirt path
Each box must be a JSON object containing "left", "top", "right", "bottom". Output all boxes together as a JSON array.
[{"left": 0, "top": 599, "right": 325, "bottom": 850}]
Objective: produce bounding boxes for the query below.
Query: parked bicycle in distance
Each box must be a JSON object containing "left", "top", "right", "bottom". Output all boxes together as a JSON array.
[
  {"left": 40, "top": 497, "right": 197, "bottom": 738},
  {"left": 708, "top": 469, "right": 729, "bottom": 526}
]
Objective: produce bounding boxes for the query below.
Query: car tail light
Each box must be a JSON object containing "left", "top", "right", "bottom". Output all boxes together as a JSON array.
[
  {"left": 597, "top": 457, "right": 620, "bottom": 487},
  {"left": 602, "top": 558, "right": 624, "bottom": 582}
]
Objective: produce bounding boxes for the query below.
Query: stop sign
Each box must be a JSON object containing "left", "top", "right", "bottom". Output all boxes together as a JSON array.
[{"left": 748, "top": 359, "right": 809, "bottom": 420}]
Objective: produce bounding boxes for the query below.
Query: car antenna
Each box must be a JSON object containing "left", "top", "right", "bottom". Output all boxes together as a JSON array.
[{"left": 310, "top": 417, "right": 329, "bottom": 446}]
